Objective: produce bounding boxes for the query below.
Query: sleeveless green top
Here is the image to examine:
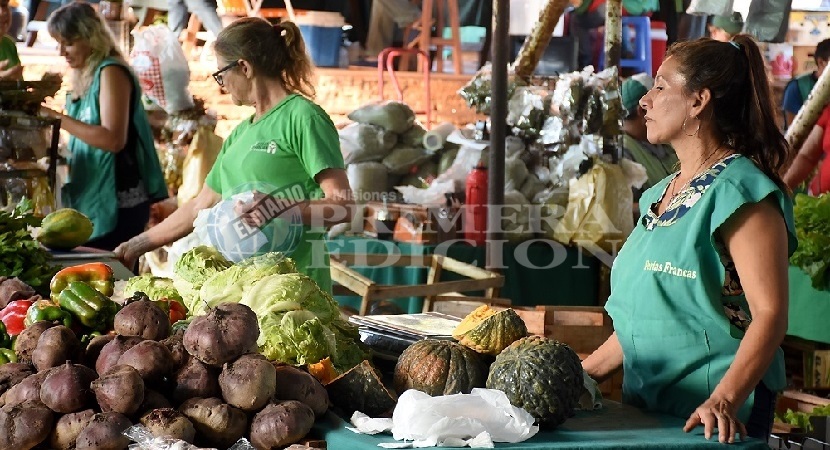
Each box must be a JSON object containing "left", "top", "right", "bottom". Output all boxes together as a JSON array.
[
  {"left": 605, "top": 154, "right": 797, "bottom": 423},
  {"left": 63, "top": 58, "right": 167, "bottom": 239}
]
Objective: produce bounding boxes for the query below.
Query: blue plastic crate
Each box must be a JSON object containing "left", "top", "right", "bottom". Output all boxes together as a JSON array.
[{"left": 299, "top": 24, "right": 342, "bottom": 68}]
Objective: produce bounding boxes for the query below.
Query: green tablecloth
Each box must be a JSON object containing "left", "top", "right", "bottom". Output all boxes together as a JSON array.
[
  {"left": 326, "top": 236, "right": 602, "bottom": 314},
  {"left": 313, "top": 401, "right": 769, "bottom": 449},
  {"left": 788, "top": 266, "right": 830, "bottom": 344}
]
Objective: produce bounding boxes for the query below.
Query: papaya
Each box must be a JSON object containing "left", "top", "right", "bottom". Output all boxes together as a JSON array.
[{"left": 37, "top": 208, "right": 94, "bottom": 250}]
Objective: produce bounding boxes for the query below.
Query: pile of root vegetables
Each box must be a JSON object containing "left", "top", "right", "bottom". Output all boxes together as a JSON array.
[{"left": 0, "top": 297, "right": 329, "bottom": 450}]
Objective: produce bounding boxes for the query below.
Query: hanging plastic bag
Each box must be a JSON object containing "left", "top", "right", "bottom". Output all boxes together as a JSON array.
[
  {"left": 130, "top": 25, "right": 195, "bottom": 114},
  {"left": 553, "top": 159, "right": 634, "bottom": 253},
  {"left": 177, "top": 126, "right": 223, "bottom": 206}
]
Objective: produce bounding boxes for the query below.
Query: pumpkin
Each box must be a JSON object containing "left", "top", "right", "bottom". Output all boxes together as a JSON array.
[
  {"left": 486, "top": 335, "right": 583, "bottom": 428},
  {"left": 394, "top": 339, "right": 487, "bottom": 396},
  {"left": 452, "top": 305, "right": 528, "bottom": 355}
]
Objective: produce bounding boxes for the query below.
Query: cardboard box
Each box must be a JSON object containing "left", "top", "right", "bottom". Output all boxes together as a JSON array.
[
  {"left": 363, "top": 202, "right": 461, "bottom": 245},
  {"left": 804, "top": 350, "right": 830, "bottom": 388}
]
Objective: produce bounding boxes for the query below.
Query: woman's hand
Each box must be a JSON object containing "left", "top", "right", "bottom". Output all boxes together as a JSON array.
[
  {"left": 684, "top": 396, "right": 747, "bottom": 443},
  {"left": 113, "top": 234, "right": 151, "bottom": 273},
  {"left": 0, "top": 60, "right": 22, "bottom": 80}
]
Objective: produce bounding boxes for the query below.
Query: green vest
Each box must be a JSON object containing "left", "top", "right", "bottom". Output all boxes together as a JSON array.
[
  {"left": 605, "top": 154, "right": 797, "bottom": 423},
  {"left": 64, "top": 58, "right": 167, "bottom": 239}
]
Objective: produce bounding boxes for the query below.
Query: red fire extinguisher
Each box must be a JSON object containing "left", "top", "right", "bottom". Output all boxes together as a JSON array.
[{"left": 464, "top": 164, "right": 488, "bottom": 245}]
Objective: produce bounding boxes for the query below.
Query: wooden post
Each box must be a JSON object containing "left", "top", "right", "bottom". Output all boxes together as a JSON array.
[
  {"left": 511, "top": 0, "right": 571, "bottom": 80},
  {"left": 487, "top": 0, "right": 508, "bottom": 271},
  {"left": 784, "top": 66, "right": 830, "bottom": 171},
  {"left": 604, "top": 0, "right": 623, "bottom": 72}
]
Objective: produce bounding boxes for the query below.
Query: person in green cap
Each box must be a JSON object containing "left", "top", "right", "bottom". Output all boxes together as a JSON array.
[
  {"left": 583, "top": 34, "right": 796, "bottom": 443},
  {"left": 621, "top": 72, "right": 678, "bottom": 202},
  {"left": 708, "top": 12, "right": 744, "bottom": 42}
]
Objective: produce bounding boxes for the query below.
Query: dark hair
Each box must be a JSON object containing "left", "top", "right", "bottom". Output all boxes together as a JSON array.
[
  {"left": 213, "top": 18, "right": 315, "bottom": 99},
  {"left": 810, "top": 39, "right": 830, "bottom": 62},
  {"left": 666, "top": 35, "right": 788, "bottom": 186}
]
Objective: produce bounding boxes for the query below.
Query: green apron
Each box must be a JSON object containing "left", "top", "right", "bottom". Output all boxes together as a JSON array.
[{"left": 605, "top": 154, "right": 797, "bottom": 423}]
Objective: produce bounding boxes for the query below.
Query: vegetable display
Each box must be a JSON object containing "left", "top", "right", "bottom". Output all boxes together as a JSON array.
[
  {"left": 1, "top": 299, "right": 34, "bottom": 336},
  {"left": 791, "top": 193, "right": 830, "bottom": 290},
  {"left": 0, "top": 199, "right": 59, "bottom": 291},
  {"left": 56, "top": 281, "right": 120, "bottom": 331}
]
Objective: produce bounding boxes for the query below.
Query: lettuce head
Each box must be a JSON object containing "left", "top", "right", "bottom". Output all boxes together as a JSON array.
[
  {"left": 174, "top": 246, "right": 233, "bottom": 285},
  {"left": 258, "top": 310, "right": 336, "bottom": 365},
  {"left": 123, "top": 275, "right": 183, "bottom": 304},
  {"left": 196, "top": 253, "right": 297, "bottom": 316},
  {"left": 241, "top": 273, "right": 340, "bottom": 322}
]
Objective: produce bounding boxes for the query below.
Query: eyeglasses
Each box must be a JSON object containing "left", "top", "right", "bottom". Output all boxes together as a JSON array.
[{"left": 212, "top": 60, "right": 240, "bottom": 87}]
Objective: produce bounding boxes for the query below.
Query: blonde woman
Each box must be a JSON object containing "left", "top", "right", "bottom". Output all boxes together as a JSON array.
[{"left": 40, "top": 2, "right": 167, "bottom": 251}]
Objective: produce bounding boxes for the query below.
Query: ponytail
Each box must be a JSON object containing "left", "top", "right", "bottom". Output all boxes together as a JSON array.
[{"left": 214, "top": 18, "right": 316, "bottom": 99}]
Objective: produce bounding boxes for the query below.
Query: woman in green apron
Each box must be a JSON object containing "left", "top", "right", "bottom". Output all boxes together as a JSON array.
[{"left": 582, "top": 35, "right": 796, "bottom": 444}]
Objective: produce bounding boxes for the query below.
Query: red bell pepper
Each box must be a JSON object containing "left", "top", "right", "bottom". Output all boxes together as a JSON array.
[
  {"left": 153, "top": 298, "right": 188, "bottom": 324},
  {"left": 50, "top": 263, "right": 114, "bottom": 301},
  {"left": 0, "top": 299, "right": 34, "bottom": 336}
]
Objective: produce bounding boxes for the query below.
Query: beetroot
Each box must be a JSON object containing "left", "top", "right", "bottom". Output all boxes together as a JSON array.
[
  {"left": 49, "top": 409, "right": 95, "bottom": 450},
  {"left": 95, "top": 335, "right": 144, "bottom": 375},
  {"left": 0, "top": 401, "right": 55, "bottom": 450},
  {"left": 273, "top": 365, "right": 330, "bottom": 417},
  {"left": 183, "top": 303, "right": 259, "bottom": 366},
  {"left": 173, "top": 356, "right": 220, "bottom": 405},
  {"left": 91, "top": 365, "right": 145, "bottom": 415},
  {"left": 249, "top": 401, "right": 315, "bottom": 449},
  {"left": 39, "top": 362, "right": 97, "bottom": 413},
  {"left": 140, "top": 408, "right": 196, "bottom": 443},
  {"left": 117, "top": 340, "right": 172, "bottom": 381},
  {"left": 75, "top": 411, "right": 131, "bottom": 450},
  {"left": 219, "top": 353, "right": 275, "bottom": 412},
  {"left": 114, "top": 299, "right": 170, "bottom": 341}
]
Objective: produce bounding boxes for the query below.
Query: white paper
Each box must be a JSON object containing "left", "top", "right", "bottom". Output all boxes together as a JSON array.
[{"left": 349, "top": 411, "right": 394, "bottom": 435}]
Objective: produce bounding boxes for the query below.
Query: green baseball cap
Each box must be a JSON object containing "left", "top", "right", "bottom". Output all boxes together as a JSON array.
[
  {"left": 711, "top": 12, "right": 744, "bottom": 35},
  {"left": 621, "top": 73, "right": 653, "bottom": 117}
]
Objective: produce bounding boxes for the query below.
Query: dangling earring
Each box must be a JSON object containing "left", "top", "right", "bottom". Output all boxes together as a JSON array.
[{"left": 682, "top": 115, "right": 700, "bottom": 137}]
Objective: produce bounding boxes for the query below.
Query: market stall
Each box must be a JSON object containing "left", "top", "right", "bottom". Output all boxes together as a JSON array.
[{"left": 313, "top": 401, "right": 770, "bottom": 449}]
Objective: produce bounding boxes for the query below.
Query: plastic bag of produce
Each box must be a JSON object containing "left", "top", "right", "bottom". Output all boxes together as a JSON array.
[
  {"left": 178, "top": 126, "right": 222, "bottom": 206},
  {"left": 382, "top": 146, "right": 432, "bottom": 175},
  {"left": 348, "top": 101, "right": 416, "bottom": 134},
  {"left": 503, "top": 190, "right": 534, "bottom": 243},
  {"left": 553, "top": 159, "right": 634, "bottom": 253},
  {"left": 504, "top": 156, "right": 530, "bottom": 192},
  {"left": 339, "top": 122, "right": 397, "bottom": 164},
  {"left": 130, "top": 25, "right": 195, "bottom": 114},
  {"left": 506, "top": 86, "right": 550, "bottom": 139},
  {"left": 519, "top": 173, "right": 546, "bottom": 202},
  {"left": 400, "top": 122, "right": 427, "bottom": 148},
  {"left": 347, "top": 162, "right": 389, "bottom": 204}
]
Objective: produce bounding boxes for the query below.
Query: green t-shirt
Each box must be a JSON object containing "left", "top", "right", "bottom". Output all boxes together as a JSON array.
[
  {"left": 63, "top": 58, "right": 167, "bottom": 239},
  {"left": 605, "top": 154, "right": 796, "bottom": 423},
  {"left": 0, "top": 35, "right": 20, "bottom": 69},
  {"left": 205, "top": 94, "right": 345, "bottom": 292}
]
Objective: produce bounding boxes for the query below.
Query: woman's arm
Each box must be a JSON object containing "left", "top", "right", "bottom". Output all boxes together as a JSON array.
[
  {"left": 581, "top": 332, "right": 623, "bottom": 382},
  {"left": 684, "top": 196, "right": 789, "bottom": 443},
  {"left": 304, "top": 168, "right": 355, "bottom": 227},
  {"left": 41, "top": 66, "right": 132, "bottom": 152},
  {"left": 783, "top": 124, "right": 824, "bottom": 189},
  {"left": 114, "top": 184, "right": 221, "bottom": 268},
  {"left": 0, "top": 59, "right": 23, "bottom": 80}
]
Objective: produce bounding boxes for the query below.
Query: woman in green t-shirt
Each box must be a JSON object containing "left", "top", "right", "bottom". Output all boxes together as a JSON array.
[
  {"left": 115, "top": 18, "right": 353, "bottom": 292},
  {"left": 39, "top": 3, "right": 168, "bottom": 250},
  {"left": 582, "top": 35, "right": 795, "bottom": 444}
]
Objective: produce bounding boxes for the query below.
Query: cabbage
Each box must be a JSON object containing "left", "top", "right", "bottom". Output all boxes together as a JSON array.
[
  {"left": 123, "top": 275, "right": 183, "bottom": 304},
  {"left": 257, "top": 310, "right": 336, "bottom": 365},
  {"left": 240, "top": 273, "right": 340, "bottom": 323},
  {"left": 195, "top": 253, "right": 296, "bottom": 316},
  {"left": 172, "top": 245, "right": 233, "bottom": 313}
]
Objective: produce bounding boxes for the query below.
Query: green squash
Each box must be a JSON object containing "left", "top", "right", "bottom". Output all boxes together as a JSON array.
[
  {"left": 453, "top": 305, "right": 528, "bottom": 355},
  {"left": 486, "top": 336, "right": 583, "bottom": 428},
  {"left": 393, "top": 339, "right": 487, "bottom": 396}
]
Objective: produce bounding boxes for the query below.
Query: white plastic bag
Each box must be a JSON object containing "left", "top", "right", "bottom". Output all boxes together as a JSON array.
[{"left": 130, "top": 25, "right": 195, "bottom": 114}]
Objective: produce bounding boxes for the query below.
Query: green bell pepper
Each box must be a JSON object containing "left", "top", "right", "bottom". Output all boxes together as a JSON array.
[
  {"left": 57, "top": 281, "right": 120, "bottom": 331},
  {"left": 0, "top": 321, "right": 11, "bottom": 349},
  {"left": 24, "top": 299, "right": 73, "bottom": 329},
  {"left": 0, "top": 348, "right": 17, "bottom": 364}
]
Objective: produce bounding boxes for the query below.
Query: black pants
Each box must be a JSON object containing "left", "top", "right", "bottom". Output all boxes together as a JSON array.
[
  {"left": 746, "top": 382, "right": 776, "bottom": 440},
  {"left": 85, "top": 201, "right": 150, "bottom": 252}
]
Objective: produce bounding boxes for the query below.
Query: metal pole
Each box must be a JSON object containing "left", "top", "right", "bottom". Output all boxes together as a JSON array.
[{"left": 486, "top": 0, "right": 508, "bottom": 270}]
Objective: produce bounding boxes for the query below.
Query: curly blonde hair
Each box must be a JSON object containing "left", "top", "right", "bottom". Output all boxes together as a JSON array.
[{"left": 47, "top": 2, "right": 126, "bottom": 99}]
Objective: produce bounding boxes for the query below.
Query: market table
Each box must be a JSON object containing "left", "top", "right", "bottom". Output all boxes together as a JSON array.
[
  {"left": 325, "top": 236, "right": 603, "bottom": 313},
  {"left": 312, "top": 400, "right": 769, "bottom": 449},
  {"left": 787, "top": 266, "right": 830, "bottom": 345}
]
